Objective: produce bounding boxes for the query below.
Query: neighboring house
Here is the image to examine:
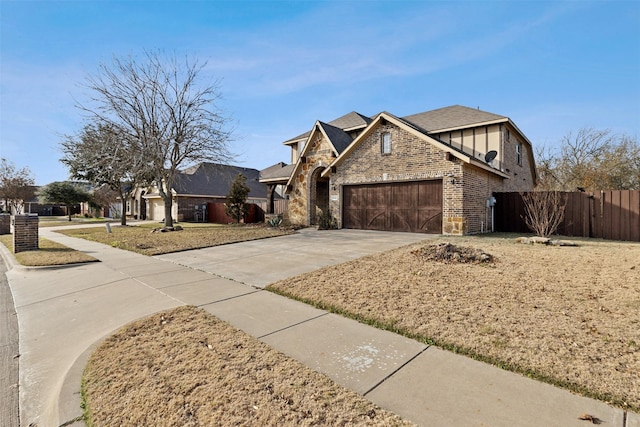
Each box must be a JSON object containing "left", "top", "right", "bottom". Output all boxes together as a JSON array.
[
  {"left": 259, "top": 105, "right": 537, "bottom": 235},
  {"left": 259, "top": 162, "right": 294, "bottom": 214},
  {"left": 135, "top": 162, "right": 271, "bottom": 222}
]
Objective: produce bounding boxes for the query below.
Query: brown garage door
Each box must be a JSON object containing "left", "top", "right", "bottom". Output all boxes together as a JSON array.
[{"left": 343, "top": 180, "right": 442, "bottom": 233}]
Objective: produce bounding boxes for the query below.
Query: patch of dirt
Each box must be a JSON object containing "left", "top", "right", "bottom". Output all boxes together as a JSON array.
[
  {"left": 268, "top": 235, "right": 640, "bottom": 411},
  {"left": 82, "top": 306, "right": 413, "bottom": 426},
  {"left": 411, "top": 242, "right": 495, "bottom": 264}
]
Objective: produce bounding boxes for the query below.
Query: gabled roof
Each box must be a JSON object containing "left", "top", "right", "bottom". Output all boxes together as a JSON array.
[
  {"left": 327, "top": 111, "right": 372, "bottom": 130},
  {"left": 259, "top": 162, "right": 295, "bottom": 183},
  {"left": 322, "top": 112, "right": 509, "bottom": 179},
  {"left": 402, "top": 105, "right": 507, "bottom": 132},
  {"left": 282, "top": 111, "right": 372, "bottom": 146},
  {"left": 318, "top": 121, "right": 352, "bottom": 154},
  {"left": 172, "top": 162, "right": 267, "bottom": 198},
  {"left": 284, "top": 120, "right": 353, "bottom": 188}
]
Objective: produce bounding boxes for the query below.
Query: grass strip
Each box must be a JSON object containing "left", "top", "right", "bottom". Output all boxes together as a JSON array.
[{"left": 0, "top": 235, "right": 98, "bottom": 266}]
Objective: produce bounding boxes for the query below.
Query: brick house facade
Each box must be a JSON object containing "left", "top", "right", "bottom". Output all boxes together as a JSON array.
[{"left": 261, "top": 105, "right": 537, "bottom": 235}]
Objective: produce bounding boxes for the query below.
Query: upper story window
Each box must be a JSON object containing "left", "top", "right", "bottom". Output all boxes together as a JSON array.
[
  {"left": 516, "top": 142, "right": 522, "bottom": 166},
  {"left": 381, "top": 132, "right": 391, "bottom": 154}
]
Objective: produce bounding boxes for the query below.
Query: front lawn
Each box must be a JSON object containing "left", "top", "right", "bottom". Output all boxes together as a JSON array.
[
  {"left": 57, "top": 222, "right": 293, "bottom": 255},
  {"left": 267, "top": 234, "right": 640, "bottom": 412}
]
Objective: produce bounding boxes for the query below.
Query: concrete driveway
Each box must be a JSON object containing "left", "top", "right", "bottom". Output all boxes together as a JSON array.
[{"left": 155, "top": 228, "right": 431, "bottom": 287}]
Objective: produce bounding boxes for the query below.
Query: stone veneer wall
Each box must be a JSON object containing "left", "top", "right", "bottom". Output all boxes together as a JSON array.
[
  {"left": 287, "top": 132, "right": 336, "bottom": 225},
  {"left": 13, "top": 214, "right": 39, "bottom": 253},
  {"left": 0, "top": 214, "right": 10, "bottom": 234}
]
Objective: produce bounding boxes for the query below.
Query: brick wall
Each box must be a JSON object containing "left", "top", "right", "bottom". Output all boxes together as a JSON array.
[
  {"left": 329, "top": 123, "right": 463, "bottom": 232},
  {"left": 13, "top": 214, "right": 38, "bottom": 253},
  {"left": 288, "top": 120, "right": 536, "bottom": 235},
  {"left": 498, "top": 125, "right": 535, "bottom": 192},
  {"left": 0, "top": 214, "right": 10, "bottom": 235}
]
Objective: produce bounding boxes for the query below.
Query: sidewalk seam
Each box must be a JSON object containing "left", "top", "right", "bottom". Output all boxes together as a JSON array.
[
  {"left": 14, "top": 277, "right": 131, "bottom": 309},
  {"left": 362, "top": 345, "right": 431, "bottom": 397},
  {"left": 195, "top": 289, "right": 262, "bottom": 307},
  {"left": 257, "top": 312, "right": 330, "bottom": 339}
]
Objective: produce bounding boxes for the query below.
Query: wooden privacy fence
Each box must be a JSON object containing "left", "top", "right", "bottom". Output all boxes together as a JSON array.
[
  {"left": 494, "top": 190, "right": 640, "bottom": 242},
  {"left": 206, "top": 202, "right": 265, "bottom": 224}
]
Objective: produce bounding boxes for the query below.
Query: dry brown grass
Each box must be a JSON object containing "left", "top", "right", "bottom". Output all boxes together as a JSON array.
[
  {"left": 0, "top": 234, "right": 98, "bottom": 266},
  {"left": 82, "top": 306, "right": 413, "bottom": 427},
  {"left": 58, "top": 223, "right": 292, "bottom": 255},
  {"left": 267, "top": 234, "right": 640, "bottom": 411}
]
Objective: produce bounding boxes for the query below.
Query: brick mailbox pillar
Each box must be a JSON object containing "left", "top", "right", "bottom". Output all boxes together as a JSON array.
[
  {"left": 13, "top": 214, "right": 39, "bottom": 253},
  {"left": 0, "top": 214, "right": 10, "bottom": 235}
]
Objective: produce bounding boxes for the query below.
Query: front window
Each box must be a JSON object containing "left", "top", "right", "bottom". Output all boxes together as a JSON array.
[
  {"left": 381, "top": 132, "right": 391, "bottom": 154},
  {"left": 516, "top": 143, "right": 522, "bottom": 165}
]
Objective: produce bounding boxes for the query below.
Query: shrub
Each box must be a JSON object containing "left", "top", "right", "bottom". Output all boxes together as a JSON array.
[{"left": 317, "top": 209, "right": 338, "bottom": 230}]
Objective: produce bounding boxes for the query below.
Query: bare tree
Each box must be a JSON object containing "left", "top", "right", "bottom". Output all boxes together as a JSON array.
[
  {"left": 0, "top": 158, "right": 36, "bottom": 214},
  {"left": 521, "top": 191, "right": 566, "bottom": 237},
  {"left": 61, "top": 123, "right": 151, "bottom": 225},
  {"left": 80, "top": 51, "right": 232, "bottom": 227},
  {"left": 90, "top": 185, "right": 120, "bottom": 218},
  {"left": 538, "top": 128, "right": 639, "bottom": 191}
]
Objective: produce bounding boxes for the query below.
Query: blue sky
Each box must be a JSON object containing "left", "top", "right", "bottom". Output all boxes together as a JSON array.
[{"left": 1, "top": 0, "right": 639, "bottom": 185}]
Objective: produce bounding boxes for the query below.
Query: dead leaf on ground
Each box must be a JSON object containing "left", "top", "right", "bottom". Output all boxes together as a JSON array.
[{"left": 578, "top": 413, "right": 602, "bottom": 424}]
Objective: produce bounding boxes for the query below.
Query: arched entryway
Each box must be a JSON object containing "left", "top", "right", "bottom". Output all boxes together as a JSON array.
[{"left": 308, "top": 167, "right": 330, "bottom": 225}]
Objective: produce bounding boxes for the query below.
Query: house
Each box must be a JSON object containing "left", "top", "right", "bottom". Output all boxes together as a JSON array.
[
  {"left": 134, "top": 163, "right": 271, "bottom": 222},
  {"left": 260, "top": 105, "right": 537, "bottom": 235}
]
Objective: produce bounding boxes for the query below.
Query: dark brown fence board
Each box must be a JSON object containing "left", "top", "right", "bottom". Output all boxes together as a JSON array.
[
  {"left": 494, "top": 190, "right": 640, "bottom": 242},
  {"left": 631, "top": 190, "right": 640, "bottom": 241}
]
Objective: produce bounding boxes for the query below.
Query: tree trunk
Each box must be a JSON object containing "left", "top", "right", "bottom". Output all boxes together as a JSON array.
[
  {"left": 163, "top": 195, "right": 173, "bottom": 227},
  {"left": 118, "top": 189, "right": 128, "bottom": 226},
  {"left": 67, "top": 205, "right": 72, "bottom": 221}
]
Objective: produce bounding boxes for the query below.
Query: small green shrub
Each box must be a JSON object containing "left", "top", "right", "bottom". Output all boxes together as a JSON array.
[
  {"left": 318, "top": 209, "right": 338, "bottom": 230},
  {"left": 267, "top": 216, "right": 283, "bottom": 227}
]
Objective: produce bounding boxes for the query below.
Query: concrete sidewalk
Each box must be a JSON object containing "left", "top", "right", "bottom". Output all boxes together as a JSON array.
[{"left": 2, "top": 226, "right": 637, "bottom": 426}]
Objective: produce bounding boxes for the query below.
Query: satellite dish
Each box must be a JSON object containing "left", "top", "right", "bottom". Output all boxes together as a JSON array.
[{"left": 485, "top": 150, "right": 497, "bottom": 163}]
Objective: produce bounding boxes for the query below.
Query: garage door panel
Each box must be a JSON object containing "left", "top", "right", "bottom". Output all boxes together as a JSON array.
[
  {"left": 418, "top": 209, "right": 442, "bottom": 233},
  {"left": 392, "top": 183, "right": 415, "bottom": 209},
  {"left": 365, "top": 209, "right": 387, "bottom": 230},
  {"left": 343, "top": 208, "right": 363, "bottom": 229},
  {"left": 343, "top": 180, "right": 442, "bottom": 233},
  {"left": 391, "top": 210, "right": 416, "bottom": 232},
  {"left": 418, "top": 182, "right": 442, "bottom": 208},
  {"left": 369, "top": 186, "right": 388, "bottom": 207}
]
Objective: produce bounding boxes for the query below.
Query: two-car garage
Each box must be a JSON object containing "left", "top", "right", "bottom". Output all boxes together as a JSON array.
[{"left": 342, "top": 180, "right": 443, "bottom": 233}]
